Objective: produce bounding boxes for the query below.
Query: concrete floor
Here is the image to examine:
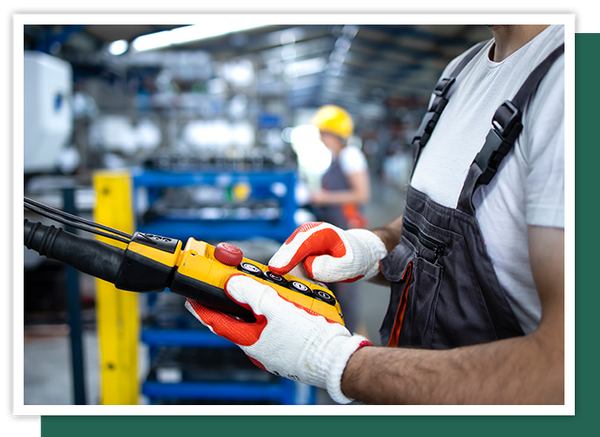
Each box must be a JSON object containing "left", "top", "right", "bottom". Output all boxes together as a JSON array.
[
  {"left": 24, "top": 326, "right": 101, "bottom": 405},
  {"left": 23, "top": 174, "right": 406, "bottom": 406}
]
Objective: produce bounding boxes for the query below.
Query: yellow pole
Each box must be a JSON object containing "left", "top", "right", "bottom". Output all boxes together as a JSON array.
[{"left": 92, "top": 170, "right": 139, "bottom": 405}]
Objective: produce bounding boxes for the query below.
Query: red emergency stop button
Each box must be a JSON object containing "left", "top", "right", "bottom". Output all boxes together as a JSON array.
[{"left": 214, "top": 242, "right": 243, "bottom": 266}]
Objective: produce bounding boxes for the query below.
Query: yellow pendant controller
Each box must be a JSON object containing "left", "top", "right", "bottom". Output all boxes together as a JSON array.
[{"left": 23, "top": 197, "right": 344, "bottom": 325}]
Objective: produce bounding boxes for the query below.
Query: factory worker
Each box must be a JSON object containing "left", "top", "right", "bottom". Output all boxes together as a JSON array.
[{"left": 309, "top": 104, "right": 370, "bottom": 230}]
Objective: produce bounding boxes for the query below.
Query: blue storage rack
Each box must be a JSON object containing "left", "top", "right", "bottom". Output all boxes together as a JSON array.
[
  {"left": 142, "top": 380, "right": 313, "bottom": 404},
  {"left": 132, "top": 169, "right": 316, "bottom": 405},
  {"left": 132, "top": 169, "right": 298, "bottom": 242},
  {"left": 141, "top": 329, "right": 315, "bottom": 405}
]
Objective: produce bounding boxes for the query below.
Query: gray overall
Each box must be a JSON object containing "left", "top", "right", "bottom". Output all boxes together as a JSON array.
[
  {"left": 317, "top": 157, "right": 355, "bottom": 229},
  {"left": 379, "top": 42, "right": 564, "bottom": 349}
]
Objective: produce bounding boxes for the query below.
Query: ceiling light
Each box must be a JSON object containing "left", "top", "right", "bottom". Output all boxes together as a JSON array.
[
  {"left": 285, "top": 58, "right": 326, "bottom": 78},
  {"left": 280, "top": 29, "right": 296, "bottom": 45},
  {"left": 334, "top": 37, "right": 352, "bottom": 52},
  {"left": 131, "top": 24, "right": 268, "bottom": 52},
  {"left": 108, "top": 39, "right": 129, "bottom": 56}
]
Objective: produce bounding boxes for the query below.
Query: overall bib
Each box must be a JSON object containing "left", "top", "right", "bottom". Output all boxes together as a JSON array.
[
  {"left": 318, "top": 157, "right": 367, "bottom": 230},
  {"left": 379, "top": 42, "right": 564, "bottom": 349}
]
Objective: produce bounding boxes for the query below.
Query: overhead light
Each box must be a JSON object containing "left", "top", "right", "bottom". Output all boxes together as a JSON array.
[
  {"left": 131, "top": 24, "right": 268, "bottom": 52},
  {"left": 334, "top": 37, "right": 352, "bottom": 53},
  {"left": 285, "top": 58, "right": 326, "bottom": 78},
  {"left": 108, "top": 39, "right": 129, "bottom": 56},
  {"left": 280, "top": 29, "right": 296, "bottom": 45}
]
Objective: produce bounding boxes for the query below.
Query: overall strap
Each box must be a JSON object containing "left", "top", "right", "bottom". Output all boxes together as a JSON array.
[
  {"left": 409, "top": 40, "right": 489, "bottom": 179},
  {"left": 457, "top": 43, "right": 565, "bottom": 215}
]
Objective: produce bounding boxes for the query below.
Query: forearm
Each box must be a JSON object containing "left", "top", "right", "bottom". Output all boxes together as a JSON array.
[
  {"left": 315, "top": 189, "right": 369, "bottom": 206},
  {"left": 314, "top": 171, "right": 370, "bottom": 206},
  {"left": 362, "top": 215, "right": 403, "bottom": 285},
  {"left": 345, "top": 225, "right": 565, "bottom": 404},
  {"left": 371, "top": 215, "right": 403, "bottom": 253},
  {"left": 341, "top": 330, "right": 564, "bottom": 404}
]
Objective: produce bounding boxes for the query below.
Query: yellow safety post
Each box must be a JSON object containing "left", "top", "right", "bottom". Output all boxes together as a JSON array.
[{"left": 92, "top": 170, "right": 139, "bottom": 405}]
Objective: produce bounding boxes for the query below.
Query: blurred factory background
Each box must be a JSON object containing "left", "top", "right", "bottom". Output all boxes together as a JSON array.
[{"left": 21, "top": 22, "right": 493, "bottom": 406}]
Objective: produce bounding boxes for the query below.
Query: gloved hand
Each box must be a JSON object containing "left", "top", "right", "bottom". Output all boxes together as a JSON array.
[
  {"left": 268, "top": 221, "right": 388, "bottom": 283},
  {"left": 185, "top": 274, "right": 372, "bottom": 404}
]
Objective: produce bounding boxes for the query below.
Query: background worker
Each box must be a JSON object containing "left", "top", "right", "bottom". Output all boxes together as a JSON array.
[
  {"left": 309, "top": 105, "right": 370, "bottom": 230},
  {"left": 306, "top": 105, "right": 370, "bottom": 333},
  {"left": 187, "top": 24, "right": 565, "bottom": 404}
]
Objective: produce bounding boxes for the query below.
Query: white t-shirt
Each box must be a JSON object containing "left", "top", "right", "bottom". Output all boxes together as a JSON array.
[
  {"left": 410, "top": 25, "right": 565, "bottom": 334},
  {"left": 338, "top": 146, "right": 368, "bottom": 176}
]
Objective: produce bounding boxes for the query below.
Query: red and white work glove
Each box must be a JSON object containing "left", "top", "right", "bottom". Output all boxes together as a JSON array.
[
  {"left": 268, "top": 222, "right": 388, "bottom": 283},
  {"left": 185, "top": 274, "right": 372, "bottom": 404}
]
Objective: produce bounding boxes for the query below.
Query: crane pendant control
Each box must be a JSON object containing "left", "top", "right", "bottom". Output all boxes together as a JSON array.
[
  {"left": 168, "top": 238, "right": 344, "bottom": 325},
  {"left": 23, "top": 196, "right": 345, "bottom": 326}
]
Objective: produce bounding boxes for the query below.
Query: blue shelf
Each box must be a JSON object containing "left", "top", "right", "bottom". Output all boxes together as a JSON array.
[
  {"left": 142, "top": 379, "right": 314, "bottom": 404},
  {"left": 142, "top": 329, "right": 235, "bottom": 348},
  {"left": 132, "top": 169, "right": 297, "bottom": 186},
  {"left": 142, "top": 381, "right": 282, "bottom": 401},
  {"left": 136, "top": 220, "right": 294, "bottom": 243},
  {"left": 132, "top": 169, "right": 299, "bottom": 243}
]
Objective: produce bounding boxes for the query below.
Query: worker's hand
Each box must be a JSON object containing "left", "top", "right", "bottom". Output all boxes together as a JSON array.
[
  {"left": 268, "top": 222, "right": 387, "bottom": 283},
  {"left": 185, "top": 274, "right": 372, "bottom": 404}
]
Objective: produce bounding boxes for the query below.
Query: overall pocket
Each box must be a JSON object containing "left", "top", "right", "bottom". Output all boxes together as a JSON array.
[
  {"left": 381, "top": 187, "right": 525, "bottom": 349},
  {"left": 384, "top": 261, "right": 412, "bottom": 347},
  {"left": 379, "top": 219, "right": 445, "bottom": 348},
  {"left": 400, "top": 216, "right": 511, "bottom": 349},
  {"left": 395, "top": 256, "right": 444, "bottom": 349}
]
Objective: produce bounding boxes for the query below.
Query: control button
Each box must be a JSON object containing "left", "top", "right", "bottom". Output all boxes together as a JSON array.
[
  {"left": 263, "top": 271, "right": 288, "bottom": 286},
  {"left": 238, "top": 262, "right": 263, "bottom": 277},
  {"left": 312, "top": 289, "right": 337, "bottom": 306},
  {"left": 214, "top": 242, "right": 244, "bottom": 266},
  {"left": 289, "top": 280, "right": 312, "bottom": 296}
]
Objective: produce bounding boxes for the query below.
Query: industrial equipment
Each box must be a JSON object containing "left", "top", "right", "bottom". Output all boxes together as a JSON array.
[
  {"left": 23, "top": 196, "right": 345, "bottom": 326},
  {"left": 24, "top": 51, "right": 73, "bottom": 174}
]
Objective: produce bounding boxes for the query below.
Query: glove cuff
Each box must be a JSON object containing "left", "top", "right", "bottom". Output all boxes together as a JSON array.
[
  {"left": 346, "top": 229, "right": 388, "bottom": 279},
  {"left": 325, "top": 334, "right": 372, "bottom": 404}
]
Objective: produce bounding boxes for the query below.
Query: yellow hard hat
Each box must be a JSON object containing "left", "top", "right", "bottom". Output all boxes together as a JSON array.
[{"left": 311, "top": 105, "right": 354, "bottom": 139}]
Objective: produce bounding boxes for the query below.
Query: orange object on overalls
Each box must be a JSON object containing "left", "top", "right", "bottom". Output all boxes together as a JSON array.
[{"left": 342, "top": 204, "right": 367, "bottom": 229}]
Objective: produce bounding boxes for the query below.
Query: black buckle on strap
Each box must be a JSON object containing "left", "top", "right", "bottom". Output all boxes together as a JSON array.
[
  {"left": 475, "top": 100, "right": 523, "bottom": 185},
  {"left": 492, "top": 100, "right": 522, "bottom": 143},
  {"left": 412, "top": 110, "right": 437, "bottom": 148},
  {"left": 434, "top": 77, "right": 456, "bottom": 97},
  {"left": 412, "top": 95, "right": 450, "bottom": 148},
  {"left": 411, "top": 77, "right": 455, "bottom": 150}
]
